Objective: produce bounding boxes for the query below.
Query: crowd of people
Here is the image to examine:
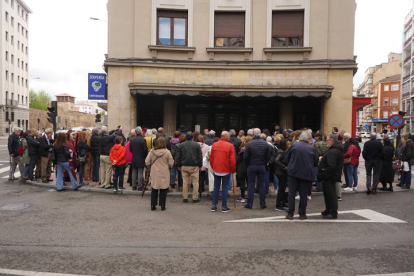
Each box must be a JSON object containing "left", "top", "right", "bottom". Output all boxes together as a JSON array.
[{"left": 7, "top": 124, "right": 411, "bottom": 219}]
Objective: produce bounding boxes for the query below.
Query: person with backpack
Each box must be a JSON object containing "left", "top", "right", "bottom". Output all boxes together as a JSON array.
[{"left": 8, "top": 127, "right": 24, "bottom": 180}]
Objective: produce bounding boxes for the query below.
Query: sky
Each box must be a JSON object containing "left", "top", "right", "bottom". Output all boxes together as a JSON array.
[{"left": 26, "top": 0, "right": 412, "bottom": 100}]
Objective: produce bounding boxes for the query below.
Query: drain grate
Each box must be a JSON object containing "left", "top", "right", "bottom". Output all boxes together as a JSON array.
[{"left": 1, "top": 203, "right": 30, "bottom": 210}]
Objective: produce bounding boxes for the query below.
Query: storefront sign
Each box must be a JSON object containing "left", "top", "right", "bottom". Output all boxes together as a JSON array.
[{"left": 88, "top": 73, "right": 106, "bottom": 100}]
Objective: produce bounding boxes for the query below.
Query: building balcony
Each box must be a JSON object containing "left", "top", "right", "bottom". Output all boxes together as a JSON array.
[
  {"left": 403, "top": 74, "right": 411, "bottom": 83},
  {"left": 404, "top": 56, "right": 411, "bottom": 64},
  {"left": 5, "top": 100, "right": 18, "bottom": 107},
  {"left": 403, "top": 92, "right": 410, "bottom": 99},
  {"left": 404, "top": 38, "right": 412, "bottom": 48}
]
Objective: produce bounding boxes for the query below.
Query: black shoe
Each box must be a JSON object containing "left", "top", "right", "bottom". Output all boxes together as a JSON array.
[
  {"left": 211, "top": 205, "right": 217, "bottom": 212},
  {"left": 366, "top": 190, "right": 372, "bottom": 195},
  {"left": 275, "top": 207, "right": 287, "bottom": 212},
  {"left": 397, "top": 184, "right": 402, "bottom": 187},
  {"left": 119, "top": 187, "right": 126, "bottom": 191},
  {"left": 74, "top": 183, "right": 83, "bottom": 191},
  {"left": 341, "top": 184, "right": 347, "bottom": 188},
  {"left": 42, "top": 180, "right": 49, "bottom": 183},
  {"left": 104, "top": 186, "right": 112, "bottom": 189},
  {"left": 321, "top": 211, "right": 329, "bottom": 216},
  {"left": 387, "top": 187, "right": 394, "bottom": 192},
  {"left": 183, "top": 199, "right": 188, "bottom": 203},
  {"left": 56, "top": 189, "right": 66, "bottom": 192},
  {"left": 402, "top": 186, "right": 411, "bottom": 189},
  {"left": 132, "top": 186, "right": 137, "bottom": 190},
  {"left": 323, "top": 214, "right": 337, "bottom": 219},
  {"left": 193, "top": 200, "right": 200, "bottom": 203},
  {"left": 47, "top": 178, "right": 53, "bottom": 182},
  {"left": 372, "top": 189, "right": 377, "bottom": 195},
  {"left": 260, "top": 205, "right": 267, "bottom": 210},
  {"left": 161, "top": 206, "right": 166, "bottom": 211},
  {"left": 244, "top": 204, "right": 252, "bottom": 209},
  {"left": 151, "top": 206, "right": 156, "bottom": 211}
]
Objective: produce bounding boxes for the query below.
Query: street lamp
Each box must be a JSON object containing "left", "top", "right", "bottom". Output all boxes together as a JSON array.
[{"left": 90, "top": 17, "right": 107, "bottom": 22}]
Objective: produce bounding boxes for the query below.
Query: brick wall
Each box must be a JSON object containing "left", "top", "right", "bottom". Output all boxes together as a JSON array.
[{"left": 29, "top": 108, "right": 97, "bottom": 130}]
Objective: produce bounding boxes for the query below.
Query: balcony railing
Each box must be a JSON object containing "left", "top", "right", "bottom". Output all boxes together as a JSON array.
[
  {"left": 403, "top": 92, "right": 410, "bottom": 99},
  {"left": 403, "top": 74, "right": 411, "bottom": 83},
  {"left": 404, "top": 56, "right": 411, "bottom": 64},
  {"left": 5, "top": 100, "right": 18, "bottom": 107},
  {"left": 404, "top": 38, "right": 412, "bottom": 47}
]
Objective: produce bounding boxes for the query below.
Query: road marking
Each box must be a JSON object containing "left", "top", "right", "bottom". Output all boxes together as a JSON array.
[
  {"left": 0, "top": 268, "right": 94, "bottom": 276},
  {"left": 359, "top": 273, "right": 414, "bottom": 276},
  {"left": 0, "top": 166, "right": 12, "bottom": 174},
  {"left": 224, "top": 209, "right": 407, "bottom": 224},
  {"left": 2, "top": 172, "right": 20, "bottom": 179}
]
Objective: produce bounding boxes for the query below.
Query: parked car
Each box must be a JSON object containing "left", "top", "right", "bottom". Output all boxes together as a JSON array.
[
  {"left": 356, "top": 132, "right": 362, "bottom": 143},
  {"left": 360, "top": 132, "right": 369, "bottom": 138}
]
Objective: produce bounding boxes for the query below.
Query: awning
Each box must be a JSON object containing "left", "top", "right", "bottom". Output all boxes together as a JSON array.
[{"left": 129, "top": 83, "right": 334, "bottom": 98}]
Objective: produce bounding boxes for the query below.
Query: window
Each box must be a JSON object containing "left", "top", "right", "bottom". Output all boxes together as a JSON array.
[
  {"left": 6, "top": 112, "right": 9, "bottom": 121},
  {"left": 18, "top": 41, "right": 20, "bottom": 50},
  {"left": 25, "top": 13, "right": 28, "bottom": 22},
  {"left": 25, "top": 63, "right": 28, "bottom": 71},
  {"left": 272, "top": 10, "right": 304, "bottom": 47},
  {"left": 11, "top": 73, "right": 14, "bottom": 82},
  {"left": 21, "top": 43, "right": 24, "bottom": 52},
  {"left": 17, "top": 76, "right": 20, "bottom": 85},
  {"left": 384, "top": 98, "right": 389, "bottom": 106},
  {"left": 25, "top": 97, "right": 27, "bottom": 105},
  {"left": 11, "top": 35, "right": 14, "bottom": 45},
  {"left": 18, "top": 5, "right": 20, "bottom": 13},
  {"left": 392, "top": 84, "right": 399, "bottom": 91},
  {"left": 11, "top": 16, "right": 14, "bottom": 27},
  {"left": 5, "top": 51, "right": 8, "bottom": 61},
  {"left": 11, "top": 112, "right": 14, "bottom": 121},
  {"left": 21, "top": 60, "right": 23, "bottom": 68},
  {"left": 5, "top": 31, "right": 8, "bottom": 41},
  {"left": 214, "top": 12, "right": 245, "bottom": 47},
  {"left": 383, "top": 111, "right": 388, "bottom": 118},
  {"left": 391, "top": 97, "right": 398, "bottom": 106},
  {"left": 157, "top": 10, "right": 188, "bottom": 46},
  {"left": 18, "top": 23, "right": 20, "bottom": 33},
  {"left": 17, "top": 58, "right": 20, "bottom": 68},
  {"left": 384, "top": 85, "right": 389, "bottom": 91},
  {"left": 26, "top": 30, "right": 28, "bottom": 38},
  {"left": 11, "top": 0, "right": 14, "bottom": 8},
  {"left": 5, "top": 70, "right": 8, "bottom": 81},
  {"left": 11, "top": 54, "right": 13, "bottom": 64},
  {"left": 26, "top": 47, "right": 28, "bottom": 54},
  {"left": 25, "top": 79, "right": 27, "bottom": 87},
  {"left": 5, "top": 11, "right": 8, "bottom": 22}
]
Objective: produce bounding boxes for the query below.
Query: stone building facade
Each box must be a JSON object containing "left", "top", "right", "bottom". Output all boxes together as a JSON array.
[{"left": 105, "top": 0, "right": 357, "bottom": 135}]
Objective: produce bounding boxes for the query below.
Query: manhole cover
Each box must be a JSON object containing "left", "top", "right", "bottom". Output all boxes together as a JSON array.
[{"left": 1, "top": 203, "right": 30, "bottom": 210}]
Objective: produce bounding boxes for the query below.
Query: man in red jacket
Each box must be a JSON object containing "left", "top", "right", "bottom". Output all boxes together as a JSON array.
[{"left": 209, "top": 131, "right": 236, "bottom": 213}]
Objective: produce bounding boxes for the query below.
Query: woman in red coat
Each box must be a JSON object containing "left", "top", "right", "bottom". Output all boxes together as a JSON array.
[{"left": 343, "top": 138, "right": 361, "bottom": 192}]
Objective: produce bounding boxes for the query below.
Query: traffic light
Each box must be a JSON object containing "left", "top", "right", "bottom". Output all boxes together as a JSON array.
[
  {"left": 47, "top": 101, "right": 58, "bottom": 132},
  {"left": 399, "top": 111, "right": 407, "bottom": 117},
  {"left": 95, "top": 114, "right": 101, "bottom": 123}
]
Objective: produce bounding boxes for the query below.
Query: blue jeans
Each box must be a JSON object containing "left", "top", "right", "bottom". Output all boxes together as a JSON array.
[
  {"left": 212, "top": 174, "right": 231, "bottom": 208},
  {"left": 347, "top": 164, "right": 358, "bottom": 188},
  {"left": 404, "top": 164, "right": 412, "bottom": 188},
  {"left": 273, "top": 174, "right": 279, "bottom": 191},
  {"left": 92, "top": 155, "right": 100, "bottom": 182},
  {"left": 56, "top": 162, "right": 78, "bottom": 190},
  {"left": 247, "top": 165, "right": 266, "bottom": 208},
  {"left": 78, "top": 162, "right": 86, "bottom": 184},
  {"left": 265, "top": 169, "right": 270, "bottom": 194},
  {"left": 23, "top": 164, "right": 30, "bottom": 177}
]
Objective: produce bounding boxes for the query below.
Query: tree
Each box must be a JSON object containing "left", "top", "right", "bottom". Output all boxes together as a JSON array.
[{"left": 29, "top": 90, "right": 52, "bottom": 111}]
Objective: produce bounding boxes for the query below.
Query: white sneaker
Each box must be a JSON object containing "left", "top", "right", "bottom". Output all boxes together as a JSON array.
[
  {"left": 353, "top": 187, "right": 358, "bottom": 191},
  {"left": 307, "top": 196, "right": 311, "bottom": 200},
  {"left": 337, "top": 197, "right": 342, "bottom": 201},
  {"left": 343, "top": 187, "right": 353, "bottom": 192},
  {"left": 295, "top": 195, "right": 300, "bottom": 200}
]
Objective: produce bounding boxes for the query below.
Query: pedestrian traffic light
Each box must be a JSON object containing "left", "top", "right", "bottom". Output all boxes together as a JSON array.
[
  {"left": 95, "top": 114, "right": 101, "bottom": 123},
  {"left": 399, "top": 111, "right": 407, "bottom": 117},
  {"left": 47, "top": 101, "right": 58, "bottom": 132}
]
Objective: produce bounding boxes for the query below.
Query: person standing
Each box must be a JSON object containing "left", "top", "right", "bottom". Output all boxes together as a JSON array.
[
  {"left": 38, "top": 128, "right": 54, "bottom": 183},
  {"left": 77, "top": 131, "right": 91, "bottom": 186},
  {"left": 21, "top": 131, "right": 31, "bottom": 180},
  {"left": 144, "top": 129, "right": 155, "bottom": 153},
  {"left": 380, "top": 138, "right": 395, "bottom": 192},
  {"left": 169, "top": 131, "right": 181, "bottom": 188},
  {"left": 318, "top": 134, "right": 344, "bottom": 219},
  {"left": 205, "top": 130, "right": 215, "bottom": 146},
  {"left": 237, "top": 130, "right": 246, "bottom": 142},
  {"left": 26, "top": 129, "right": 40, "bottom": 181},
  {"left": 343, "top": 138, "right": 361, "bottom": 192},
  {"left": 313, "top": 133, "right": 327, "bottom": 192},
  {"left": 342, "top": 133, "right": 351, "bottom": 188},
  {"left": 110, "top": 136, "right": 128, "bottom": 192},
  {"left": 209, "top": 131, "right": 236, "bottom": 213},
  {"left": 125, "top": 131, "right": 136, "bottom": 185},
  {"left": 90, "top": 128, "right": 101, "bottom": 183},
  {"left": 99, "top": 126, "right": 122, "bottom": 189},
  {"left": 274, "top": 139, "right": 291, "bottom": 211},
  {"left": 362, "top": 133, "right": 384, "bottom": 194},
  {"left": 236, "top": 136, "right": 252, "bottom": 203},
  {"left": 146, "top": 137, "right": 174, "bottom": 211},
  {"left": 401, "top": 133, "right": 414, "bottom": 190},
  {"left": 7, "top": 127, "right": 24, "bottom": 180},
  {"left": 197, "top": 135, "right": 209, "bottom": 197},
  {"left": 285, "top": 131, "right": 318, "bottom": 220},
  {"left": 53, "top": 133, "right": 82, "bottom": 192},
  {"left": 130, "top": 127, "right": 148, "bottom": 191},
  {"left": 243, "top": 128, "right": 271, "bottom": 210},
  {"left": 176, "top": 132, "right": 203, "bottom": 203}
]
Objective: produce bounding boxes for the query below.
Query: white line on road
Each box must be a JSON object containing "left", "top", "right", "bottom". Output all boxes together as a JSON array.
[
  {"left": 0, "top": 268, "right": 94, "bottom": 276},
  {"left": 359, "top": 273, "right": 414, "bottom": 276},
  {"left": 224, "top": 209, "right": 407, "bottom": 224},
  {"left": 2, "top": 172, "right": 20, "bottom": 179},
  {"left": 0, "top": 166, "right": 12, "bottom": 174}
]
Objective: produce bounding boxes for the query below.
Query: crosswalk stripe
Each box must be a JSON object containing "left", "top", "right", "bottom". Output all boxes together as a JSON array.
[
  {"left": 0, "top": 166, "right": 12, "bottom": 174},
  {"left": 0, "top": 268, "right": 95, "bottom": 276},
  {"left": 2, "top": 172, "right": 20, "bottom": 179}
]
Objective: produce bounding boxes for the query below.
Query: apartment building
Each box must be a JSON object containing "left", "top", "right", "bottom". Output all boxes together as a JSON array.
[
  {"left": 0, "top": 0, "right": 31, "bottom": 135},
  {"left": 105, "top": 0, "right": 357, "bottom": 135},
  {"left": 402, "top": 6, "right": 414, "bottom": 132}
]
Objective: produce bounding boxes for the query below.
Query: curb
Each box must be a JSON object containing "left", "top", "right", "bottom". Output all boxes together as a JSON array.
[{"left": 11, "top": 179, "right": 414, "bottom": 197}]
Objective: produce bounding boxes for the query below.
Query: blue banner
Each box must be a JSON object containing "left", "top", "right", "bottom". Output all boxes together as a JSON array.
[{"left": 88, "top": 73, "right": 106, "bottom": 100}]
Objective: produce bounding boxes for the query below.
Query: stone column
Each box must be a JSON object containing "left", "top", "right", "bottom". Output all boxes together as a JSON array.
[
  {"left": 163, "top": 98, "right": 177, "bottom": 137},
  {"left": 279, "top": 100, "right": 293, "bottom": 130}
]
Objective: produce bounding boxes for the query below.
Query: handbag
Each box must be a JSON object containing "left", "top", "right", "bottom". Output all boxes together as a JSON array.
[
  {"left": 343, "top": 157, "right": 351, "bottom": 164},
  {"left": 143, "top": 152, "right": 165, "bottom": 186},
  {"left": 392, "top": 160, "right": 401, "bottom": 170}
]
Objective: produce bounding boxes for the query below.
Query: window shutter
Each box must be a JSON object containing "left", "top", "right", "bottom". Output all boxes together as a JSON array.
[
  {"left": 272, "top": 10, "right": 304, "bottom": 38},
  {"left": 157, "top": 10, "right": 188, "bottom": 18},
  {"left": 215, "top": 12, "right": 245, "bottom": 38}
]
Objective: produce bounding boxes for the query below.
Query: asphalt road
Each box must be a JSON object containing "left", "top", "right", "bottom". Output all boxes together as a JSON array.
[{"left": 0, "top": 143, "right": 414, "bottom": 276}]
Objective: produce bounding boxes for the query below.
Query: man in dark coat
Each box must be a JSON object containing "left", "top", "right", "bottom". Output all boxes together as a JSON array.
[
  {"left": 90, "top": 128, "right": 101, "bottom": 182},
  {"left": 362, "top": 132, "right": 384, "bottom": 194},
  {"left": 8, "top": 127, "right": 24, "bottom": 180},
  {"left": 318, "top": 134, "right": 344, "bottom": 219},
  {"left": 244, "top": 128, "right": 271, "bottom": 209},
  {"left": 99, "top": 126, "right": 122, "bottom": 189},
  {"left": 26, "top": 129, "right": 40, "bottom": 181},
  {"left": 229, "top": 129, "right": 241, "bottom": 155},
  {"left": 286, "top": 131, "right": 319, "bottom": 220},
  {"left": 130, "top": 126, "right": 148, "bottom": 191},
  {"left": 176, "top": 132, "right": 203, "bottom": 203},
  {"left": 38, "top": 128, "right": 54, "bottom": 183},
  {"left": 401, "top": 133, "right": 414, "bottom": 189}
]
